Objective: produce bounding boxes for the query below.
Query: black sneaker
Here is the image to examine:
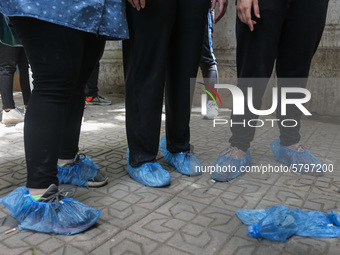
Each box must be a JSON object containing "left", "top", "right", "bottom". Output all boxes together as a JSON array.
[{"left": 85, "top": 95, "right": 112, "bottom": 105}]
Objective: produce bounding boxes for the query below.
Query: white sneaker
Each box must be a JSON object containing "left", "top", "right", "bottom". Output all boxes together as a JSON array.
[
  {"left": 205, "top": 100, "right": 219, "bottom": 119},
  {"left": 2, "top": 108, "right": 25, "bottom": 125}
]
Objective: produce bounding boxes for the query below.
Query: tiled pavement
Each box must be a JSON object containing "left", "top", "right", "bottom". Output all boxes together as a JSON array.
[{"left": 0, "top": 93, "right": 339, "bottom": 255}]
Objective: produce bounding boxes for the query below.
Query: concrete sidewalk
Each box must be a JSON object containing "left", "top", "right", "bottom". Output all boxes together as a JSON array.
[{"left": 0, "top": 93, "right": 339, "bottom": 255}]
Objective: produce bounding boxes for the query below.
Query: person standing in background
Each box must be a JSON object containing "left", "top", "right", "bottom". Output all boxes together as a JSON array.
[
  {"left": 200, "top": 10, "right": 220, "bottom": 120},
  {"left": 0, "top": 14, "right": 30, "bottom": 125}
]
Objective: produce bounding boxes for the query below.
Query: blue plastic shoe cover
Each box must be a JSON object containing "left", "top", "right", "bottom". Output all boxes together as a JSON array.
[
  {"left": 159, "top": 136, "right": 202, "bottom": 176},
  {"left": 0, "top": 187, "right": 101, "bottom": 235},
  {"left": 290, "top": 209, "right": 340, "bottom": 238},
  {"left": 236, "top": 205, "right": 340, "bottom": 242},
  {"left": 236, "top": 205, "right": 290, "bottom": 225},
  {"left": 210, "top": 150, "right": 252, "bottom": 182},
  {"left": 57, "top": 155, "right": 98, "bottom": 187},
  {"left": 126, "top": 149, "right": 171, "bottom": 187},
  {"left": 326, "top": 211, "right": 340, "bottom": 227},
  {"left": 247, "top": 206, "right": 298, "bottom": 242},
  {"left": 270, "top": 139, "right": 323, "bottom": 176}
]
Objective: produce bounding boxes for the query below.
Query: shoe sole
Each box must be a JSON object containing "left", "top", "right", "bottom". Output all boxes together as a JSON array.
[
  {"left": 88, "top": 177, "right": 109, "bottom": 187},
  {"left": 86, "top": 102, "right": 112, "bottom": 106},
  {"left": 2, "top": 119, "right": 24, "bottom": 125}
]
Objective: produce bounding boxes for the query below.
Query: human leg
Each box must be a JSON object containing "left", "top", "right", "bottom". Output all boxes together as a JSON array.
[
  {"left": 17, "top": 47, "right": 31, "bottom": 107},
  {"left": 212, "top": 0, "right": 289, "bottom": 181},
  {"left": 123, "top": 0, "right": 176, "bottom": 186},
  {"left": 0, "top": 43, "right": 17, "bottom": 110},
  {"left": 3, "top": 17, "right": 102, "bottom": 234},
  {"left": 199, "top": 10, "right": 219, "bottom": 119},
  {"left": 160, "top": 0, "right": 209, "bottom": 176},
  {"left": 270, "top": 0, "right": 329, "bottom": 175}
]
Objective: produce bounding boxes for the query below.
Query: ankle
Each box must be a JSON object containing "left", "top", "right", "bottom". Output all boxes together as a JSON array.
[
  {"left": 29, "top": 188, "right": 47, "bottom": 196},
  {"left": 287, "top": 143, "right": 305, "bottom": 152},
  {"left": 231, "top": 147, "right": 247, "bottom": 159},
  {"left": 57, "top": 159, "right": 74, "bottom": 166}
]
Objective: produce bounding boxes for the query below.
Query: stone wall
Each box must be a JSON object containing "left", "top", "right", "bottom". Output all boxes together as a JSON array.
[{"left": 98, "top": 0, "right": 340, "bottom": 121}]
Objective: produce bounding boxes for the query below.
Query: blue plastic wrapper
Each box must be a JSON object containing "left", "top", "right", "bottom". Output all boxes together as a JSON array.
[
  {"left": 290, "top": 209, "right": 340, "bottom": 238},
  {"left": 57, "top": 156, "right": 98, "bottom": 187},
  {"left": 326, "top": 211, "right": 340, "bottom": 227},
  {"left": 126, "top": 150, "right": 171, "bottom": 187},
  {"left": 159, "top": 136, "right": 202, "bottom": 176},
  {"left": 211, "top": 150, "right": 252, "bottom": 182},
  {"left": 236, "top": 205, "right": 290, "bottom": 225},
  {"left": 236, "top": 205, "right": 340, "bottom": 242},
  {"left": 0, "top": 187, "right": 101, "bottom": 235},
  {"left": 270, "top": 139, "right": 323, "bottom": 176},
  {"left": 247, "top": 206, "right": 298, "bottom": 242}
]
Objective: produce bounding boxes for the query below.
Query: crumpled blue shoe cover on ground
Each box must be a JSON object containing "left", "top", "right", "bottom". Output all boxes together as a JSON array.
[
  {"left": 0, "top": 186, "right": 101, "bottom": 235},
  {"left": 57, "top": 155, "right": 98, "bottom": 187},
  {"left": 211, "top": 150, "right": 252, "bottom": 182},
  {"left": 270, "top": 138, "right": 323, "bottom": 176},
  {"left": 126, "top": 149, "right": 171, "bottom": 187},
  {"left": 236, "top": 205, "right": 340, "bottom": 242},
  {"left": 159, "top": 136, "right": 202, "bottom": 176}
]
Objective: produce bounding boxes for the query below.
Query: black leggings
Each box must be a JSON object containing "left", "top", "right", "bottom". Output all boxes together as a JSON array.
[
  {"left": 11, "top": 17, "right": 106, "bottom": 189},
  {"left": 0, "top": 43, "right": 30, "bottom": 109},
  {"left": 230, "top": 0, "right": 329, "bottom": 152},
  {"left": 123, "top": 0, "right": 210, "bottom": 167}
]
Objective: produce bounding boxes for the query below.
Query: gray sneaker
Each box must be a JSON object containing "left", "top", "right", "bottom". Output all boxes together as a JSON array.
[{"left": 88, "top": 169, "right": 109, "bottom": 187}]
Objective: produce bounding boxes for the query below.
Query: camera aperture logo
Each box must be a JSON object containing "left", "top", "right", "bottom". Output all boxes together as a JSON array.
[{"left": 198, "top": 83, "right": 312, "bottom": 128}]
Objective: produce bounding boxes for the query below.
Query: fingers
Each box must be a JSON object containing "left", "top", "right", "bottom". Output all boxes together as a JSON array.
[
  {"left": 140, "top": 0, "right": 146, "bottom": 9},
  {"left": 214, "top": 0, "right": 228, "bottom": 24},
  {"left": 127, "top": 0, "right": 136, "bottom": 8},
  {"left": 127, "top": 0, "right": 146, "bottom": 11},
  {"left": 253, "top": 0, "right": 260, "bottom": 18},
  {"left": 237, "top": 0, "right": 258, "bottom": 31},
  {"left": 211, "top": 0, "right": 217, "bottom": 11}
]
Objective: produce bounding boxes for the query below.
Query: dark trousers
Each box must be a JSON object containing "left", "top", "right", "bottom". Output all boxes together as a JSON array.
[
  {"left": 229, "top": 0, "right": 329, "bottom": 152},
  {"left": 11, "top": 17, "right": 106, "bottom": 189},
  {"left": 0, "top": 43, "right": 30, "bottom": 109},
  {"left": 123, "top": 0, "right": 210, "bottom": 166},
  {"left": 84, "top": 62, "right": 100, "bottom": 97},
  {"left": 199, "top": 10, "right": 219, "bottom": 96}
]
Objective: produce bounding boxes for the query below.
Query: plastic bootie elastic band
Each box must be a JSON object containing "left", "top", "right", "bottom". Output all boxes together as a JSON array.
[
  {"left": 57, "top": 155, "right": 98, "bottom": 187},
  {"left": 270, "top": 138, "right": 324, "bottom": 176},
  {"left": 159, "top": 136, "right": 202, "bottom": 176},
  {"left": 211, "top": 150, "right": 252, "bottom": 182},
  {"left": 126, "top": 150, "right": 171, "bottom": 187},
  {"left": 0, "top": 186, "right": 101, "bottom": 235}
]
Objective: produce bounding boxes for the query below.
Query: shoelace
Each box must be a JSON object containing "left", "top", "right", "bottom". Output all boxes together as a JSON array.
[
  {"left": 183, "top": 151, "right": 191, "bottom": 164},
  {"left": 42, "top": 190, "right": 64, "bottom": 210},
  {"left": 43, "top": 187, "right": 76, "bottom": 210}
]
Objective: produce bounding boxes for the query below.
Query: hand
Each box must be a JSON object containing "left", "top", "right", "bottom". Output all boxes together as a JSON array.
[
  {"left": 236, "top": 0, "right": 260, "bottom": 31},
  {"left": 211, "top": 0, "right": 228, "bottom": 24},
  {"left": 127, "top": 0, "right": 146, "bottom": 11}
]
